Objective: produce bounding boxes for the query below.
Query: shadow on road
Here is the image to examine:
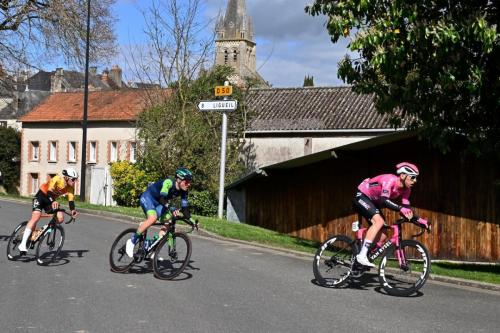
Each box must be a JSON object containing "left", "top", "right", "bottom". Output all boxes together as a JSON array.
[
  {"left": 6, "top": 249, "right": 89, "bottom": 266},
  {"left": 0, "top": 234, "right": 11, "bottom": 241},
  {"left": 311, "top": 273, "right": 425, "bottom": 298},
  {"left": 113, "top": 259, "right": 200, "bottom": 281}
]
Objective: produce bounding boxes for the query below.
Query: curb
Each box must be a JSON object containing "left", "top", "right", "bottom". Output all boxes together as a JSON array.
[
  {"left": 1, "top": 197, "right": 499, "bottom": 292},
  {"left": 427, "top": 275, "right": 500, "bottom": 292}
]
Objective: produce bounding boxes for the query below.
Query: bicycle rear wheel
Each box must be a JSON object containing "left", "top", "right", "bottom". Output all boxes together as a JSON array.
[
  {"left": 153, "top": 232, "right": 191, "bottom": 280},
  {"left": 109, "top": 228, "right": 137, "bottom": 272},
  {"left": 7, "top": 221, "right": 30, "bottom": 260},
  {"left": 35, "top": 225, "right": 65, "bottom": 265},
  {"left": 313, "top": 235, "right": 356, "bottom": 287},
  {"left": 378, "top": 239, "right": 431, "bottom": 296}
]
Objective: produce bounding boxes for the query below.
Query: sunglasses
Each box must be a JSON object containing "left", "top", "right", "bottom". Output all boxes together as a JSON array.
[
  {"left": 409, "top": 175, "right": 418, "bottom": 181},
  {"left": 68, "top": 177, "right": 77, "bottom": 182}
]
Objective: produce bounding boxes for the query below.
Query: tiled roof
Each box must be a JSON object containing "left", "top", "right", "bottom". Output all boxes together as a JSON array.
[
  {"left": 246, "top": 86, "right": 392, "bottom": 131},
  {"left": 19, "top": 90, "right": 154, "bottom": 122}
]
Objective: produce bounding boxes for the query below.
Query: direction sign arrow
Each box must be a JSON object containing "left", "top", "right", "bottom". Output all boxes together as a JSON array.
[{"left": 197, "top": 100, "right": 238, "bottom": 111}]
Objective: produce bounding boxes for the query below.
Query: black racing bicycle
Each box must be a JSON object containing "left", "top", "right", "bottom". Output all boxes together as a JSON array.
[
  {"left": 109, "top": 216, "right": 198, "bottom": 280},
  {"left": 7, "top": 208, "right": 75, "bottom": 265}
]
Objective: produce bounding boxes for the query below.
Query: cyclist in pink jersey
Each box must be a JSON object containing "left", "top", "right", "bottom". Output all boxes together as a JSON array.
[{"left": 352, "top": 162, "right": 419, "bottom": 267}]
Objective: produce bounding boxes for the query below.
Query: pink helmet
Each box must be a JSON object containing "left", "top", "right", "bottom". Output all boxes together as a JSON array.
[{"left": 396, "top": 162, "right": 419, "bottom": 176}]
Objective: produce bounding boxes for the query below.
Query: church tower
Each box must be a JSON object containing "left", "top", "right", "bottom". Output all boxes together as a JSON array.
[{"left": 215, "top": 0, "right": 267, "bottom": 86}]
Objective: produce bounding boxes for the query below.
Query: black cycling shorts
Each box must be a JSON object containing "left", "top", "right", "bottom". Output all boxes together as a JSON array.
[
  {"left": 352, "top": 191, "right": 382, "bottom": 223},
  {"left": 32, "top": 190, "right": 54, "bottom": 213}
]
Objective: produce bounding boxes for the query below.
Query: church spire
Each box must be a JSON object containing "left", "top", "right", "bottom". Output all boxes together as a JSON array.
[
  {"left": 214, "top": 0, "right": 267, "bottom": 87},
  {"left": 216, "top": 0, "right": 253, "bottom": 41}
]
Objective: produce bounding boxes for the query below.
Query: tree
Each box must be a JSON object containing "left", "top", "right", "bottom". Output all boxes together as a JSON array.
[
  {"left": 136, "top": 65, "right": 249, "bottom": 195},
  {"left": 124, "top": 0, "right": 253, "bottom": 203},
  {"left": 124, "top": 0, "right": 212, "bottom": 92},
  {"left": 0, "top": 127, "right": 20, "bottom": 194},
  {"left": 306, "top": 1, "right": 500, "bottom": 155},
  {"left": 303, "top": 75, "right": 314, "bottom": 87},
  {"left": 0, "top": 0, "right": 117, "bottom": 70}
]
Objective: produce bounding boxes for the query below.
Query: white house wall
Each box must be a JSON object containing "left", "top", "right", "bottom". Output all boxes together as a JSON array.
[
  {"left": 245, "top": 136, "right": 375, "bottom": 168},
  {"left": 21, "top": 122, "right": 137, "bottom": 197}
]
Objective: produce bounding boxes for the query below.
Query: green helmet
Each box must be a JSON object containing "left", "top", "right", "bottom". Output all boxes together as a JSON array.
[{"left": 175, "top": 167, "right": 193, "bottom": 181}]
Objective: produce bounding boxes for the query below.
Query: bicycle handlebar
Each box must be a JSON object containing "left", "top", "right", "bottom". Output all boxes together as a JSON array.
[
  {"left": 153, "top": 216, "right": 199, "bottom": 233},
  {"left": 50, "top": 208, "right": 76, "bottom": 224},
  {"left": 396, "top": 216, "right": 432, "bottom": 237}
]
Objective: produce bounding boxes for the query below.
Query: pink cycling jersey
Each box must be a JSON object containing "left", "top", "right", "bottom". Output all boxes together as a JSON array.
[{"left": 357, "top": 174, "right": 411, "bottom": 207}]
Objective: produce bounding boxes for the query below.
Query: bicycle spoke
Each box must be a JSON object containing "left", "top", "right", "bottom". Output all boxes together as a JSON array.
[
  {"left": 109, "top": 228, "right": 136, "bottom": 272},
  {"left": 153, "top": 232, "right": 191, "bottom": 280},
  {"left": 313, "top": 235, "right": 355, "bottom": 287},
  {"left": 6, "top": 222, "right": 29, "bottom": 261},
  {"left": 379, "top": 240, "right": 431, "bottom": 296},
  {"left": 36, "top": 226, "right": 65, "bottom": 265}
]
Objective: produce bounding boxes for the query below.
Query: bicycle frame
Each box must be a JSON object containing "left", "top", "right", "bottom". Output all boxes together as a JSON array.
[
  {"left": 30, "top": 208, "right": 75, "bottom": 247},
  {"left": 354, "top": 218, "right": 427, "bottom": 268},
  {"left": 31, "top": 209, "right": 74, "bottom": 244},
  {"left": 138, "top": 217, "right": 198, "bottom": 261}
]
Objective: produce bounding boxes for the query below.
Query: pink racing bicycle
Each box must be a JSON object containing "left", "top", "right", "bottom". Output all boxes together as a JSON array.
[{"left": 313, "top": 215, "right": 432, "bottom": 296}]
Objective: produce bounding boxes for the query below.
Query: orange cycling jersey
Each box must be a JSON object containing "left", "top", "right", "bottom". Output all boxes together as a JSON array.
[{"left": 39, "top": 175, "right": 75, "bottom": 201}]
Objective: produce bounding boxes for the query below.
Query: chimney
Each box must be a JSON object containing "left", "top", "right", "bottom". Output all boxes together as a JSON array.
[
  {"left": 51, "top": 68, "right": 64, "bottom": 92},
  {"left": 101, "top": 69, "right": 109, "bottom": 85},
  {"left": 109, "top": 65, "right": 122, "bottom": 88}
]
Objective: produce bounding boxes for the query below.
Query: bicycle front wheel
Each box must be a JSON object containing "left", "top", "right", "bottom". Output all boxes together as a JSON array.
[
  {"left": 313, "top": 235, "right": 356, "bottom": 287},
  {"left": 378, "top": 239, "right": 431, "bottom": 296},
  {"left": 7, "top": 221, "right": 29, "bottom": 260},
  {"left": 35, "top": 225, "right": 65, "bottom": 265},
  {"left": 153, "top": 232, "right": 191, "bottom": 280},
  {"left": 109, "top": 228, "right": 136, "bottom": 273}
]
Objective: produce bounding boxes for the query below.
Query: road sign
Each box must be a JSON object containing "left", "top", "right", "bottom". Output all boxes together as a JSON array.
[
  {"left": 215, "top": 85, "right": 233, "bottom": 96},
  {"left": 197, "top": 100, "right": 238, "bottom": 111}
]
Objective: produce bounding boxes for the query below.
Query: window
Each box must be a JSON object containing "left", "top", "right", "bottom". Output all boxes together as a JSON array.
[
  {"left": 109, "top": 141, "right": 118, "bottom": 162},
  {"left": 233, "top": 50, "right": 237, "bottom": 62},
  {"left": 29, "top": 173, "right": 39, "bottom": 195},
  {"left": 30, "top": 141, "right": 40, "bottom": 161},
  {"left": 224, "top": 50, "right": 228, "bottom": 64},
  {"left": 89, "top": 141, "right": 97, "bottom": 163},
  {"left": 129, "top": 141, "right": 137, "bottom": 163},
  {"left": 68, "top": 141, "right": 77, "bottom": 162},
  {"left": 0, "top": 121, "right": 7, "bottom": 127},
  {"left": 48, "top": 141, "right": 58, "bottom": 162}
]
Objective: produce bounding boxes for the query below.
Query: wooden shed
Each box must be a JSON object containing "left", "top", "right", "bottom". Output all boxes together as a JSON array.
[{"left": 226, "top": 132, "right": 500, "bottom": 262}]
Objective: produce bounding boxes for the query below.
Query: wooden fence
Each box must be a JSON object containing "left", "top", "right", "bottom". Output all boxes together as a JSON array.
[{"left": 245, "top": 137, "right": 499, "bottom": 262}]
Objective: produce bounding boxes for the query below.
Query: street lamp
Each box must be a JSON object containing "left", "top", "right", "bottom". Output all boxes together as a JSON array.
[{"left": 80, "top": 0, "right": 91, "bottom": 201}]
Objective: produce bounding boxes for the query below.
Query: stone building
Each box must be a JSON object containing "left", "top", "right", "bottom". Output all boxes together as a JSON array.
[{"left": 215, "top": 0, "right": 268, "bottom": 87}]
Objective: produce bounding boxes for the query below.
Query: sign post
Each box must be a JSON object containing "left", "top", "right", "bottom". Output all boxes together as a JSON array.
[{"left": 196, "top": 81, "right": 236, "bottom": 219}]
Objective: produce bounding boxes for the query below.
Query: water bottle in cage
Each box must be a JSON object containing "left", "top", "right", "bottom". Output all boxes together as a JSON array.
[{"left": 143, "top": 238, "right": 152, "bottom": 250}]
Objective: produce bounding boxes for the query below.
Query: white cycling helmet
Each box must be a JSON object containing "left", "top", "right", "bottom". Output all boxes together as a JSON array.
[
  {"left": 62, "top": 168, "right": 78, "bottom": 179},
  {"left": 396, "top": 162, "right": 419, "bottom": 176}
]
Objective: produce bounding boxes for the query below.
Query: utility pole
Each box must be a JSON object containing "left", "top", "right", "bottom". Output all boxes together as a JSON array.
[{"left": 80, "top": 0, "right": 91, "bottom": 202}]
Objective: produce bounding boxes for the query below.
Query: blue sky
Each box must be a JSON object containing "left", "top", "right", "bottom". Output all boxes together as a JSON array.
[{"left": 111, "top": 0, "right": 350, "bottom": 88}]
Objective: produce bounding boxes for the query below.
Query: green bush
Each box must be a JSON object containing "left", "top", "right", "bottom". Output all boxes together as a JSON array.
[
  {"left": 109, "top": 161, "right": 157, "bottom": 207},
  {"left": 0, "top": 127, "right": 20, "bottom": 194},
  {"left": 189, "top": 190, "right": 218, "bottom": 217}
]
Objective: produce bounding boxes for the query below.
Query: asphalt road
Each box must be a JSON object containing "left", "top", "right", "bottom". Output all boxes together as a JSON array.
[{"left": 0, "top": 199, "right": 499, "bottom": 332}]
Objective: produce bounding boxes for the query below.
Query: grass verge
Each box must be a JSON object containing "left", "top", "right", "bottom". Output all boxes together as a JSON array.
[{"left": 1, "top": 193, "right": 498, "bottom": 284}]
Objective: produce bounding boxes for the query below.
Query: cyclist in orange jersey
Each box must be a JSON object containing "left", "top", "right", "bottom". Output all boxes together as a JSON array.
[{"left": 17, "top": 168, "right": 79, "bottom": 253}]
